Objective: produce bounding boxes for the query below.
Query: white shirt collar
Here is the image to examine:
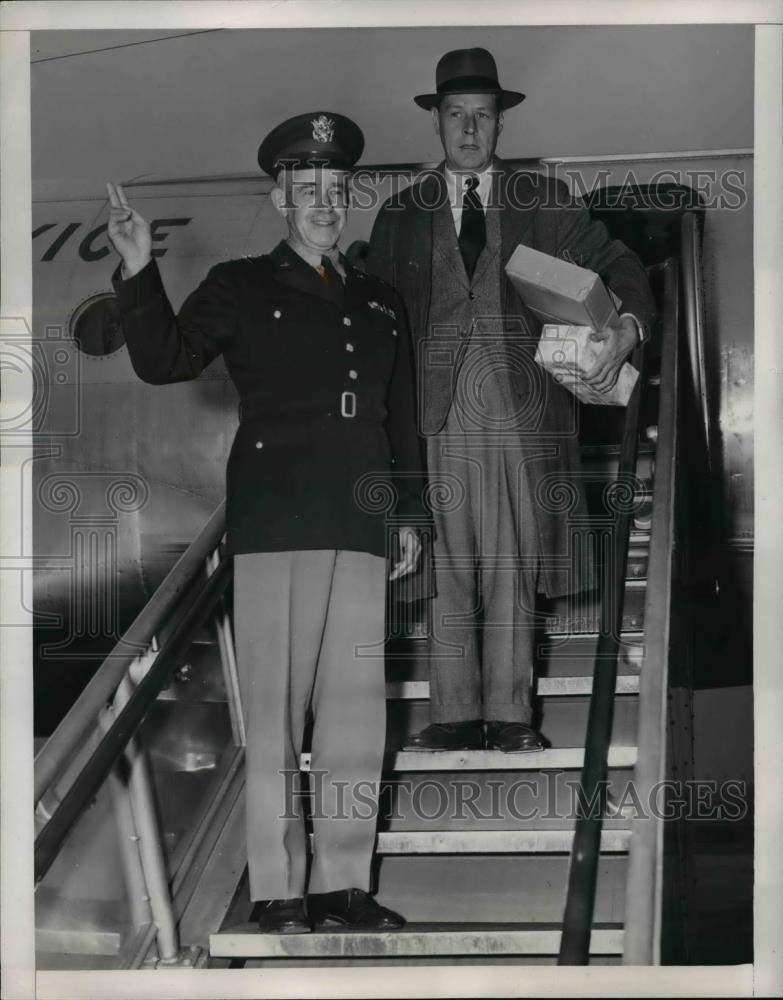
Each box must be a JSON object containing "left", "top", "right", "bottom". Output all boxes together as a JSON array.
[{"left": 444, "top": 163, "right": 495, "bottom": 208}]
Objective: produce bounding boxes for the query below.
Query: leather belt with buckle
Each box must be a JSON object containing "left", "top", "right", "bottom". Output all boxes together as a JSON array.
[{"left": 340, "top": 391, "right": 357, "bottom": 418}]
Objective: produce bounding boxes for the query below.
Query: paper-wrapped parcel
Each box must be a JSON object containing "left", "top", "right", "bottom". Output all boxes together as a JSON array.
[
  {"left": 535, "top": 324, "right": 638, "bottom": 406},
  {"left": 504, "top": 244, "right": 639, "bottom": 406}
]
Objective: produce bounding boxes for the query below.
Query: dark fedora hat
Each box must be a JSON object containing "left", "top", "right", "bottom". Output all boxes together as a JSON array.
[
  {"left": 414, "top": 47, "right": 525, "bottom": 111},
  {"left": 258, "top": 111, "right": 364, "bottom": 178}
]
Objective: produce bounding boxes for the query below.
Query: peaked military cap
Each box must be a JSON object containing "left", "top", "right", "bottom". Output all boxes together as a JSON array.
[{"left": 258, "top": 111, "right": 365, "bottom": 178}]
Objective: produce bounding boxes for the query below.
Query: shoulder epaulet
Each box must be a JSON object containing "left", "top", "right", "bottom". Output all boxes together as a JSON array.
[
  {"left": 213, "top": 255, "right": 264, "bottom": 269},
  {"left": 361, "top": 269, "right": 396, "bottom": 299}
]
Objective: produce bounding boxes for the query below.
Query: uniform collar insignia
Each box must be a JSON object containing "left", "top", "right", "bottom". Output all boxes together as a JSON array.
[{"left": 269, "top": 241, "right": 300, "bottom": 269}]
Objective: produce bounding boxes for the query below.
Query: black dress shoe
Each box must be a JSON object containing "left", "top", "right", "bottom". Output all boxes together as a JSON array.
[
  {"left": 308, "top": 888, "right": 405, "bottom": 930},
  {"left": 485, "top": 721, "right": 546, "bottom": 753},
  {"left": 403, "top": 720, "right": 484, "bottom": 751},
  {"left": 256, "top": 897, "right": 310, "bottom": 933}
]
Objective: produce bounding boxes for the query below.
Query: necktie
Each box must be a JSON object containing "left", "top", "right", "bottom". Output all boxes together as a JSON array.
[
  {"left": 319, "top": 254, "right": 343, "bottom": 286},
  {"left": 458, "top": 175, "right": 486, "bottom": 281}
]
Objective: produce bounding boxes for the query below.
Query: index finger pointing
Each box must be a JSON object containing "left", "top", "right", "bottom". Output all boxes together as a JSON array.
[
  {"left": 106, "top": 182, "right": 120, "bottom": 208},
  {"left": 115, "top": 183, "right": 130, "bottom": 210}
]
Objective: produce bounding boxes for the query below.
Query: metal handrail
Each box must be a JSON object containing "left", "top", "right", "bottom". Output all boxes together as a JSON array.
[
  {"left": 34, "top": 553, "right": 232, "bottom": 884},
  {"left": 681, "top": 213, "right": 711, "bottom": 469},
  {"left": 109, "top": 673, "right": 179, "bottom": 962},
  {"left": 34, "top": 500, "right": 227, "bottom": 803},
  {"left": 622, "top": 260, "right": 680, "bottom": 964},
  {"left": 558, "top": 334, "right": 646, "bottom": 964}
]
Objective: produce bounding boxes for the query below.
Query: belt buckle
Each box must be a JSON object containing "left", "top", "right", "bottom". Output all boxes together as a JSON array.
[{"left": 340, "top": 390, "right": 356, "bottom": 418}]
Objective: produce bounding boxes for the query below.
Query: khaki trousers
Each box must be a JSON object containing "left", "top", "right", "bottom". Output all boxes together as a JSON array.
[{"left": 234, "top": 549, "right": 386, "bottom": 900}]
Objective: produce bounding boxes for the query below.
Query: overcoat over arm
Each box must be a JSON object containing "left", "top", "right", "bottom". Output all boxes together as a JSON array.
[
  {"left": 113, "top": 240, "right": 427, "bottom": 560},
  {"left": 366, "top": 161, "right": 656, "bottom": 598}
]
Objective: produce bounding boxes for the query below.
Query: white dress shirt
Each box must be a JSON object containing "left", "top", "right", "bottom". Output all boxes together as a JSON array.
[{"left": 444, "top": 165, "right": 494, "bottom": 233}]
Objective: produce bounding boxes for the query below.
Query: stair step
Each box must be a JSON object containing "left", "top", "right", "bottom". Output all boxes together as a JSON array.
[
  {"left": 387, "top": 633, "right": 645, "bottom": 683},
  {"left": 399, "top": 583, "right": 647, "bottom": 639},
  {"left": 372, "top": 829, "right": 631, "bottom": 854},
  {"left": 541, "top": 586, "right": 646, "bottom": 635},
  {"left": 301, "top": 829, "right": 630, "bottom": 854},
  {"left": 210, "top": 922, "right": 624, "bottom": 958},
  {"left": 35, "top": 927, "right": 121, "bottom": 957},
  {"left": 536, "top": 633, "right": 645, "bottom": 679},
  {"left": 386, "top": 699, "right": 638, "bottom": 768},
  {"left": 300, "top": 746, "right": 637, "bottom": 772},
  {"left": 386, "top": 676, "right": 640, "bottom": 700}
]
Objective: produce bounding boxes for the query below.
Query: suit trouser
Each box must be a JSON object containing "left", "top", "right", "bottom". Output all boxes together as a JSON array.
[
  {"left": 234, "top": 549, "right": 386, "bottom": 901},
  {"left": 425, "top": 399, "right": 539, "bottom": 725}
]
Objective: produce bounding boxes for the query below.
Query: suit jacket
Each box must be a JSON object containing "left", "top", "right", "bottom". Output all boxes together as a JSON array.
[
  {"left": 366, "top": 160, "right": 655, "bottom": 433},
  {"left": 365, "top": 161, "right": 656, "bottom": 597},
  {"left": 112, "top": 240, "right": 427, "bottom": 560}
]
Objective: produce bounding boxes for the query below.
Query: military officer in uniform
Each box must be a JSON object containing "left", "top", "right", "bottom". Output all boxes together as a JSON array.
[{"left": 106, "top": 112, "right": 425, "bottom": 933}]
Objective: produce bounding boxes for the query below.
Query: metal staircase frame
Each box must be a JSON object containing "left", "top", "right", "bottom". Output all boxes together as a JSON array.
[
  {"left": 622, "top": 254, "right": 683, "bottom": 963},
  {"left": 33, "top": 500, "right": 239, "bottom": 967},
  {"left": 558, "top": 326, "right": 646, "bottom": 964}
]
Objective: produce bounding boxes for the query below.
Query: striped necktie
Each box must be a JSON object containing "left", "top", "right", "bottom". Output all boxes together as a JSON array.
[{"left": 458, "top": 174, "right": 486, "bottom": 281}]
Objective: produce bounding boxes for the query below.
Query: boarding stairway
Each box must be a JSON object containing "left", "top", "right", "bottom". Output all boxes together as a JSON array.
[{"left": 33, "top": 186, "right": 708, "bottom": 969}]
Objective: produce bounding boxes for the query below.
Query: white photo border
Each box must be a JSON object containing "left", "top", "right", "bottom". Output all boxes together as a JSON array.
[{"left": 1, "top": 3, "right": 780, "bottom": 998}]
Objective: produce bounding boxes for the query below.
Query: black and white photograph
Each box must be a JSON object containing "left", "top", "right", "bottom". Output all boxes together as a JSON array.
[{"left": 1, "top": 2, "right": 781, "bottom": 998}]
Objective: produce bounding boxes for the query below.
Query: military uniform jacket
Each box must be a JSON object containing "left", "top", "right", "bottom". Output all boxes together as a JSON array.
[
  {"left": 112, "top": 240, "right": 426, "bottom": 559},
  {"left": 365, "top": 161, "right": 656, "bottom": 597}
]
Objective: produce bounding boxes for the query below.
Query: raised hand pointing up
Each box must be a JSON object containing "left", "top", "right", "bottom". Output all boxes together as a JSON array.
[{"left": 106, "top": 181, "right": 152, "bottom": 278}]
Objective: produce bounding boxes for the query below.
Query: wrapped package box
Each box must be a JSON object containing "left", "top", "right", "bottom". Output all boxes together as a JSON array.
[
  {"left": 536, "top": 325, "right": 639, "bottom": 406},
  {"left": 505, "top": 244, "right": 622, "bottom": 329}
]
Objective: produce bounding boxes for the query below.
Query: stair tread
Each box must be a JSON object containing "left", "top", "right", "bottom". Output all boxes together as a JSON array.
[
  {"left": 299, "top": 746, "right": 637, "bottom": 771},
  {"left": 210, "top": 923, "right": 624, "bottom": 958},
  {"left": 386, "top": 676, "right": 640, "bottom": 699},
  {"left": 373, "top": 829, "right": 630, "bottom": 853},
  {"left": 156, "top": 672, "right": 642, "bottom": 704},
  {"left": 35, "top": 927, "right": 121, "bottom": 958},
  {"left": 302, "top": 829, "right": 631, "bottom": 853},
  {"left": 581, "top": 440, "right": 655, "bottom": 456}
]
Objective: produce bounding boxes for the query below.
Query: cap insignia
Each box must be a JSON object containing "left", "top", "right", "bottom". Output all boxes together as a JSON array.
[{"left": 311, "top": 115, "right": 335, "bottom": 143}]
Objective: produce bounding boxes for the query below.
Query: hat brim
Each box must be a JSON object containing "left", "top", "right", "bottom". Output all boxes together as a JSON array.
[{"left": 414, "top": 89, "right": 525, "bottom": 111}]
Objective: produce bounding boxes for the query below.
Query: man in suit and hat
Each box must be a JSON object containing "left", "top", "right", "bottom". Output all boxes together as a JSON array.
[
  {"left": 106, "top": 111, "right": 425, "bottom": 932},
  {"left": 367, "top": 48, "right": 655, "bottom": 752}
]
